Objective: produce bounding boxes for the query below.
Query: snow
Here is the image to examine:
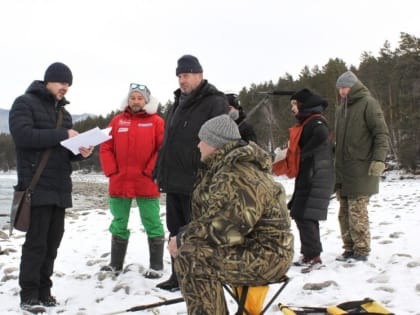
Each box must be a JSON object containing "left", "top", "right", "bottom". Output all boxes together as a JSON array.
[{"left": 0, "top": 171, "right": 419, "bottom": 314}]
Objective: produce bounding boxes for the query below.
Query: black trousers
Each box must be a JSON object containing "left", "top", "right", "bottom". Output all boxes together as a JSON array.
[
  {"left": 165, "top": 193, "right": 191, "bottom": 237},
  {"left": 19, "top": 205, "right": 65, "bottom": 302},
  {"left": 294, "top": 218, "right": 322, "bottom": 260}
]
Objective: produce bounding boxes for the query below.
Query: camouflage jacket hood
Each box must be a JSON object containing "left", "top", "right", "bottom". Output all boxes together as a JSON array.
[{"left": 201, "top": 140, "right": 271, "bottom": 175}]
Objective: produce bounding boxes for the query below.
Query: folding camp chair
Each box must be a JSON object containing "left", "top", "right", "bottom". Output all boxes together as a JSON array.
[{"left": 223, "top": 275, "right": 290, "bottom": 315}]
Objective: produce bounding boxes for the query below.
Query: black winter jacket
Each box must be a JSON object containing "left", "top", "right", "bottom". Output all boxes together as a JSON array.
[
  {"left": 154, "top": 80, "right": 228, "bottom": 194},
  {"left": 236, "top": 110, "right": 257, "bottom": 143},
  {"left": 288, "top": 115, "right": 334, "bottom": 221},
  {"left": 9, "top": 80, "right": 80, "bottom": 208}
]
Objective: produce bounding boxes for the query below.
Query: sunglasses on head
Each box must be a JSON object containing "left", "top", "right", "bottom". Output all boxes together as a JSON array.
[{"left": 130, "top": 83, "right": 150, "bottom": 94}]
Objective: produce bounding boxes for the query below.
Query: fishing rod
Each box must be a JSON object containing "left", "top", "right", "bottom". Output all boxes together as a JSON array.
[
  {"left": 102, "top": 297, "right": 185, "bottom": 315},
  {"left": 237, "top": 90, "right": 295, "bottom": 128}
]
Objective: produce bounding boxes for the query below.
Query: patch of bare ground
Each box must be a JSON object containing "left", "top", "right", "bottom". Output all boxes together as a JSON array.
[
  {"left": 70, "top": 181, "right": 166, "bottom": 212},
  {"left": 70, "top": 181, "right": 109, "bottom": 211}
]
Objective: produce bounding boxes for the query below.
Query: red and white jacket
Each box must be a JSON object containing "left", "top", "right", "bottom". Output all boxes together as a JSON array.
[{"left": 100, "top": 97, "right": 164, "bottom": 198}]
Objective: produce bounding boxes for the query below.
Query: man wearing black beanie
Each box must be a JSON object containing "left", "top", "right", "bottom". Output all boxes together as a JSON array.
[
  {"left": 9, "top": 62, "right": 93, "bottom": 312},
  {"left": 153, "top": 55, "right": 228, "bottom": 291},
  {"left": 225, "top": 93, "right": 257, "bottom": 143},
  {"left": 44, "top": 62, "right": 73, "bottom": 86}
]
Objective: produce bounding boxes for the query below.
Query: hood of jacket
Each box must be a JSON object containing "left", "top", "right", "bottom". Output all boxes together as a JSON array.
[
  {"left": 120, "top": 95, "right": 159, "bottom": 115},
  {"left": 173, "top": 79, "right": 225, "bottom": 109},
  {"left": 345, "top": 80, "right": 371, "bottom": 105},
  {"left": 203, "top": 140, "right": 271, "bottom": 174},
  {"left": 26, "top": 80, "right": 70, "bottom": 107}
]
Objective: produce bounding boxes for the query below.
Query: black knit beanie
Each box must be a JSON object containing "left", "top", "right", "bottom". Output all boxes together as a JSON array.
[
  {"left": 44, "top": 62, "right": 73, "bottom": 86},
  {"left": 176, "top": 55, "right": 203, "bottom": 76},
  {"left": 225, "top": 93, "right": 241, "bottom": 109},
  {"left": 290, "top": 88, "right": 313, "bottom": 104},
  {"left": 291, "top": 88, "right": 328, "bottom": 110}
]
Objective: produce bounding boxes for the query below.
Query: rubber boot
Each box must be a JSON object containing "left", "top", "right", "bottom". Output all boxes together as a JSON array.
[
  {"left": 156, "top": 257, "right": 179, "bottom": 291},
  {"left": 144, "top": 237, "right": 164, "bottom": 279},
  {"left": 100, "top": 235, "right": 128, "bottom": 275}
]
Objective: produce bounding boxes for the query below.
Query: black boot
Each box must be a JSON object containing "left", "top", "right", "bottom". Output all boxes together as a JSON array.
[
  {"left": 156, "top": 257, "right": 179, "bottom": 291},
  {"left": 100, "top": 235, "right": 128, "bottom": 274},
  {"left": 144, "top": 237, "right": 164, "bottom": 279}
]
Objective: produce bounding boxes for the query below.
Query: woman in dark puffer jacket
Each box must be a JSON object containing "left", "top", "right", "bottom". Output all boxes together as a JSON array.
[{"left": 287, "top": 89, "right": 334, "bottom": 273}]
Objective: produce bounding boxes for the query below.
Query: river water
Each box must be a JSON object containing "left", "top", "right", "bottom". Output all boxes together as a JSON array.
[
  {"left": 0, "top": 172, "right": 109, "bottom": 227},
  {"left": 0, "top": 173, "right": 17, "bottom": 226}
]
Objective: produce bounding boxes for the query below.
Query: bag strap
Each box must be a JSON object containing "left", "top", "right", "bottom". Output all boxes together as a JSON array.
[
  {"left": 27, "top": 109, "right": 64, "bottom": 193},
  {"left": 301, "top": 113, "right": 324, "bottom": 127}
]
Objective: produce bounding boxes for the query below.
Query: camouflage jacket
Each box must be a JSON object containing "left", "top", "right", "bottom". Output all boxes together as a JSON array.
[{"left": 180, "top": 140, "right": 294, "bottom": 262}]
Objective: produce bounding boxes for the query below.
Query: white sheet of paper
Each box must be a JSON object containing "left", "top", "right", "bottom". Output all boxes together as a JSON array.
[{"left": 60, "top": 127, "right": 112, "bottom": 155}]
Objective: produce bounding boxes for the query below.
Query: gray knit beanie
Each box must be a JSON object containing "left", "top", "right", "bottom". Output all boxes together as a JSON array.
[
  {"left": 336, "top": 71, "right": 358, "bottom": 88},
  {"left": 198, "top": 114, "right": 241, "bottom": 148},
  {"left": 128, "top": 83, "right": 151, "bottom": 103}
]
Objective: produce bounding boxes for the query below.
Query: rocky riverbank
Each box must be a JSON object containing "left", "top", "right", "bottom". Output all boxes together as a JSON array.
[
  {"left": 70, "top": 180, "right": 166, "bottom": 212},
  {"left": 71, "top": 181, "right": 109, "bottom": 211}
]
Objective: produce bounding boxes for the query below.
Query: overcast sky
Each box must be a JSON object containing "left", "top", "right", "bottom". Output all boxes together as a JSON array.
[{"left": 1, "top": 0, "right": 419, "bottom": 115}]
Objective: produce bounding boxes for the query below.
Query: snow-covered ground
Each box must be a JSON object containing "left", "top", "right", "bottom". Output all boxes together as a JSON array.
[{"left": 0, "top": 171, "right": 419, "bottom": 314}]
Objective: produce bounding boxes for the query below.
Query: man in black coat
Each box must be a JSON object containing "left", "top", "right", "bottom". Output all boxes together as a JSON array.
[
  {"left": 9, "top": 62, "right": 93, "bottom": 312},
  {"left": 153, "top": 55, "right": 228, "bottom": 291},
  {"left": 225, "top": 93, "right": 257, "bottom": 143}
]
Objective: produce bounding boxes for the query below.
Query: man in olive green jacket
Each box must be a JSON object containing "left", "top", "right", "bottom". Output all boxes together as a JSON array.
[
  {"left": 168, "top": 115, "right": 293, "bottom": 314},
  {"left": 335, "top": 71, "right": 389, "bottom": 262}
]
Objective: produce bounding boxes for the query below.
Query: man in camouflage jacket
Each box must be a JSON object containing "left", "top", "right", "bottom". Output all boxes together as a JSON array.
[{"left": 168, "top": 114, "right": 293, "bottom": 315}]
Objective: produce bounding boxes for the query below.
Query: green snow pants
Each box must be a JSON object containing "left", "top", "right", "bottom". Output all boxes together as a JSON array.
[{"left": 108, "top": 197, "right": 164, "bottom": 240}]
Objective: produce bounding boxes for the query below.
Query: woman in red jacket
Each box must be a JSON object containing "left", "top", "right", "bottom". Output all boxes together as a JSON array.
[{"left": 99, "top": 83, "right": 165, "bottom": 278}]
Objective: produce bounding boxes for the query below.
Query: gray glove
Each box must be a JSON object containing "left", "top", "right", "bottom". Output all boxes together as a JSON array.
[
  {"left": 335, "top": 189, "right": 341, "bottom": 201},
  {"left": 368, "top": 161, "right": 386, "bottom": 176},
  {"left": 273, "top": 147, "right": 287, "bottom": 162},
  {"left": 334, "top": 184, "right": 342, "bottom": 201}
]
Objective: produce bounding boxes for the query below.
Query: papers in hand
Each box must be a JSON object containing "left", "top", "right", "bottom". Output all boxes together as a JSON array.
[{"left": 61, "top": 127, "right": 112, "bottom": 155}]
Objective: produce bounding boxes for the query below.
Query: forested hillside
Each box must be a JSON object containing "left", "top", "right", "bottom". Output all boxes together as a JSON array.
[
  {"left": 237, "top": 32, "right": 420, "bottom": 172},
  {"left": 1, "top": 33, "right": 418, "bottom": 173}
]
